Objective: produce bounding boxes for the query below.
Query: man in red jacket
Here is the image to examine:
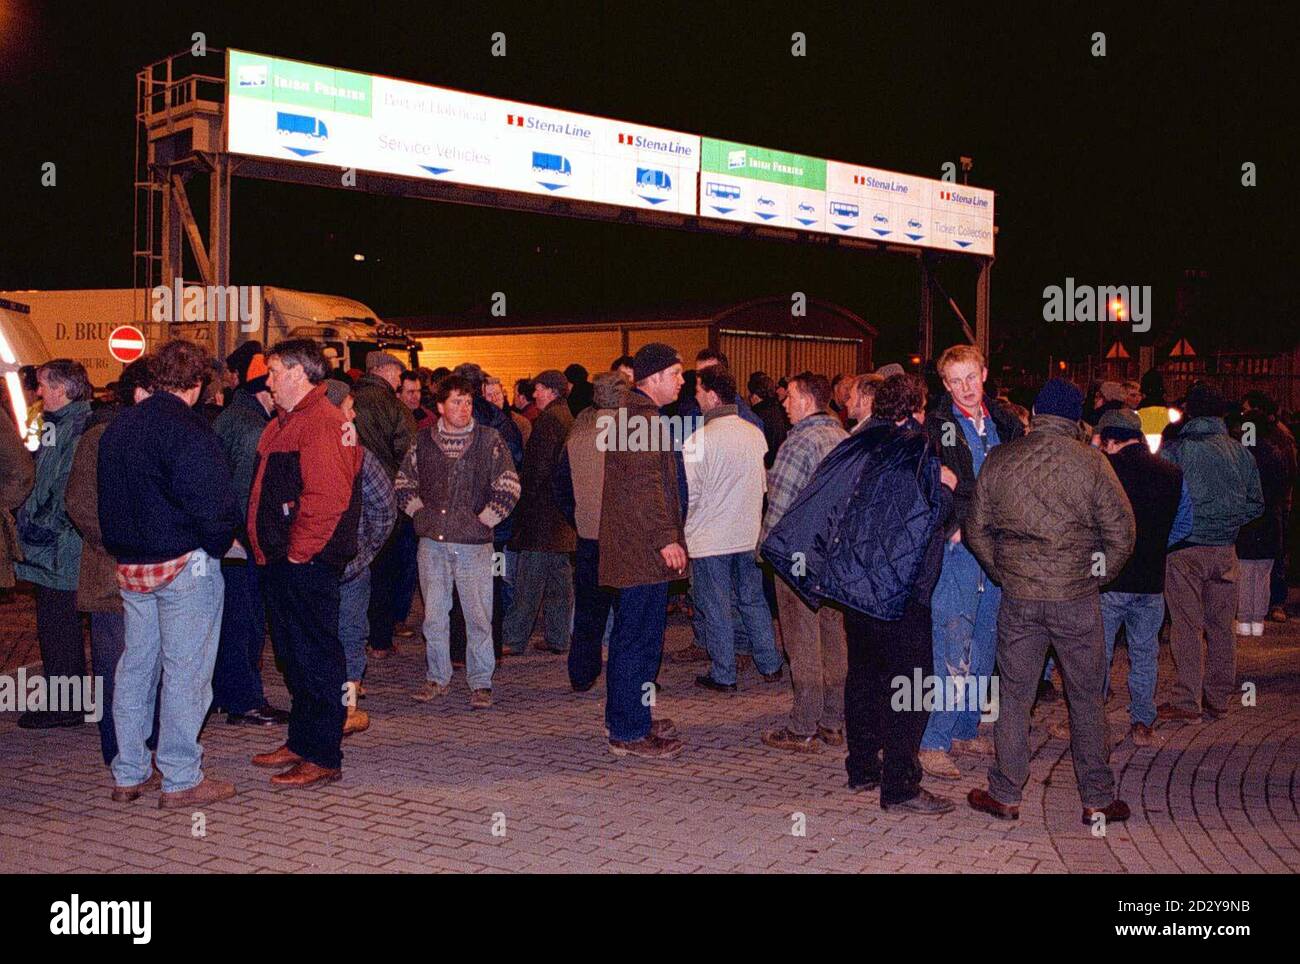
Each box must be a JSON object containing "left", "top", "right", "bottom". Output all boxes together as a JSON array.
[{"left": 246, "top": 339, "right": 362, "bottom": 789}]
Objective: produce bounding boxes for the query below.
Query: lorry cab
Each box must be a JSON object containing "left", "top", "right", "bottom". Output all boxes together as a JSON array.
[{"left": 261, "top": 287, "right": 421, "bottom": 371}]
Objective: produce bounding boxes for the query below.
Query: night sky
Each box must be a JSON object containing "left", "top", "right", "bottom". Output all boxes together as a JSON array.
[{"left": 1, "top": 1, "right": 1295, "bottom": 368}]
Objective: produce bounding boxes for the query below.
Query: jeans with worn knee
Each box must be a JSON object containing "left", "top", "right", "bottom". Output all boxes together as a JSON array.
[{"left": 922, "top": 540, "right": 1000, "bottom": 751}]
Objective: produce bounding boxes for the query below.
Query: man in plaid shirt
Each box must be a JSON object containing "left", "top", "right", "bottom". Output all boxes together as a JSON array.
[{"left": 759, "top": 372, "right": 850, "bottom": 754}]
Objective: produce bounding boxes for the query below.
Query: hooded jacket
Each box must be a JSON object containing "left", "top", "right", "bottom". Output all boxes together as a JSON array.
[
  {"left": 1160, "top": 416, "right": 1263, "bottom": 548},
  {"left": 16, "top": 399, "right": 91, "bottom": 590}
]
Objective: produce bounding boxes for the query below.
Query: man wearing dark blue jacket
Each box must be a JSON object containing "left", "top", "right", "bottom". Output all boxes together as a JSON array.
[
  {"left": 763, "top": 374, "right": 956, "bottom": 814},
  {"left": 99, "top": 339, "right": 240, "bottom": 808}
]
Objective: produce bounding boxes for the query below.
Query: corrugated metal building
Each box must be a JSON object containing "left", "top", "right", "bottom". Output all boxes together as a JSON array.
[{"left": 393, "top": 296, "right": 876, "bottom": 393}]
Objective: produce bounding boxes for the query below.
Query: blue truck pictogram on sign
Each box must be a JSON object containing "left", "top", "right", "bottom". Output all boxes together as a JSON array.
[
  {"left": 532, "top": 152, "right": 572, "bottom": 176},
  {"left": 277, "top": 112, "right": 329, "bottom": 138}
]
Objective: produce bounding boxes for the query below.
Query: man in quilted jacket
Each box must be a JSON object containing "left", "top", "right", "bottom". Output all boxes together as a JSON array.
[{"left": 965, "top": 378, "right": 1136, "bottom": 827}]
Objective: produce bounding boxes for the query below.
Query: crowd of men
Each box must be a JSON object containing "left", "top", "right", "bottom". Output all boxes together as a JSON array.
[{"left": 1, "top": 334, "right": 1290, "bottom": 823}]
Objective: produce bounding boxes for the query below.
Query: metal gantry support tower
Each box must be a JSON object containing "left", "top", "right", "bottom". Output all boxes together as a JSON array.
[{"left": 133, "top": 50, "right": 236, "bottom": 359}]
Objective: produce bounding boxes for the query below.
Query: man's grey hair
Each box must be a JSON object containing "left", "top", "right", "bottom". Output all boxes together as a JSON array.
[
  {"left": 37, "top": 359, "right": 93, "bottom": 402},
  {"left": 268, "top": 338, "right": 328, "bottom": 384},
  {"left": 592, "top": 371, "right": 628, "bottom": 410}
]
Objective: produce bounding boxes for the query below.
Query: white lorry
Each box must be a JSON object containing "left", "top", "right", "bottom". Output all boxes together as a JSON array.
[{"left": 0, "top": 286, "right": 420, "bottom": 389}]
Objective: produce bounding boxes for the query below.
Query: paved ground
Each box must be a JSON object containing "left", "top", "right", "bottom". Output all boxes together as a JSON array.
[{"left": 1, "top": 590, "right": 1298, "bottom": 874}]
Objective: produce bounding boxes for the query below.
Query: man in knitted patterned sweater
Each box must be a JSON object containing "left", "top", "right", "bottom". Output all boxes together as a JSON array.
[{"left": 395, "top": 374, "right": 520, "bottom": 708}]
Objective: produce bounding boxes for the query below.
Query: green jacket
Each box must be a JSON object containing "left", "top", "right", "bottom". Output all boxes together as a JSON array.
[
  {"left": 966, "top": 414, "right": 1135, "bottom": 601},
  {"left": 1160, "top": 416, "right": 1263, "bottom": 546},
  {"left": 352, "top": 373, "right": 416, "bottom": 478},
  {"left": 213, "top": 386, "right": 271, "bottom": 548},
  {"left": 16, "top": 399, "right": 91, "bottom": 590}
]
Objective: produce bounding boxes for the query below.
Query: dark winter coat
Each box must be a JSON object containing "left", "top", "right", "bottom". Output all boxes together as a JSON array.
[
  {"left": 964, "top": 414, "right": 1135, "bottom": 602},
  {"left": 99, "top": 393, "right": 239, "bottom": 565},
  {"left": 351, "top": 373, "right": 416, "bottom": 478},
  {"left": 17, "top": 399, "right": 92, "bottom": 590},
  {"left": 925, "top": 392, "right": 1024, "bottom": 537},
  {"left": 762, "top": 418, "right": 951, "bottom": 621},
  {"left": 598, "top": 389, "right": 684, "bottom": 588},
  {"left": 511, "top": 397, "right": 576, "bottom": 553}
]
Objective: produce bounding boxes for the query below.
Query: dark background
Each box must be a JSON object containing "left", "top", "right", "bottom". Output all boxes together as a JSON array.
[{"left": 1, "top": 0, "right": 1296, "bottom": 368}]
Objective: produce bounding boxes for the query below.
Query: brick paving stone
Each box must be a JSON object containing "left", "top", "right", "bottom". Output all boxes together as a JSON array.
[{"left": 2, "top": 595, "right": 1299, "bottom": 873}]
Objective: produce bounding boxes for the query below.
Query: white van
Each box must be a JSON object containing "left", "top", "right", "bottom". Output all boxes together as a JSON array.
[{"left": 0, "top": 297, "right": 52, "bottom": 446}]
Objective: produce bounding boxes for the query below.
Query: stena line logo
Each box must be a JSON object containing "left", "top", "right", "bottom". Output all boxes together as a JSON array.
[
  {"left": 50, "top": 894, "right": 151, "bottom": 944},
  {"left": 938, "top": 189, "right": 990, "bottom": 209}
]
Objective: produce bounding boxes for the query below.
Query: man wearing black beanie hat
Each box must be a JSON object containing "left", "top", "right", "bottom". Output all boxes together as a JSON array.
[{"left": 597, "top": 343, "right": 686, "bottom": 759}]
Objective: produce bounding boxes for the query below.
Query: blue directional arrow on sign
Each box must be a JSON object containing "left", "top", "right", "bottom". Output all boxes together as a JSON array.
[
  {"left": 954, "top": 240, "right": 972, "bottom": 248},
  {"left": 711, "top": 206, "right": 736, "bottom": 214},
  {"left": 871, "top": 229, "right": 891, "bottom": 237},
  {"left": 538, "top": 182, "right": 566, "bottom": 191},
  {"left": 285, "top": 147, "right": 323, "bottom": 158},
  {"left": 639, "top": 196, "right": 668, "bottom": 205},
  {"left": 420, "top": 166, "right": 453, "bottom": 176},
  {"left": 905, "top": 233, "right": 924, "bottom": 241},
  {"left": 795, "top": 218, "right": 817, "bottom": 226}
]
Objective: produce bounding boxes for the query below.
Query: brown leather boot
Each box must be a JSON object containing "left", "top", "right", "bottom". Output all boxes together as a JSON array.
[
  {"left": 158, "top": 777, "right": 236, "bottom": 809},
  {"left": 111, "top": 768, "right": 163, "bottom": 803},
  {"left": 967, "top": 787, "right": 1020, "bottom": 821},
  {"left": 251, "top": 744, "right": 303, "bottom": 768},
  {"left": 343, "top": 706, "right": 371, "bottom": 736},
  {"left": 270, "top": 761, "right": 342, "bottom": 788}
]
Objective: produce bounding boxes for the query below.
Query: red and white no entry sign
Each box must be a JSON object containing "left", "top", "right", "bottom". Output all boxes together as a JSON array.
[{"left": 108, "top": 325, "right": 146, "bottom": 363}]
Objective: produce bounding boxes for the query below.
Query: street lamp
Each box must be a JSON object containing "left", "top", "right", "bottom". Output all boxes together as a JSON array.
[{"left": 1099, "top": 298, "right": 1126, "bottom": 378}]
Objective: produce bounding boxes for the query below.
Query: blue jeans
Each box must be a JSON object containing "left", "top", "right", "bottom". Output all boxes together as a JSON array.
[
  {"left": 90, "top": 611, "right": 159, "bottom": 767},
  {"left": 112, "top": 550, "right": 224, "bottom": 793},
  {"left": 690, "top": 552, "right": 781, "bottom": 685},
  {"left": 212, "top": 561, "right": 267, "bottom": 715},
  {"left": 419, "top": 539, "right": 495, "bottom": 690},
  {"left": 1100, "top": 591, "right": 1164, "bottom": 727},
  {"left": 606, "top": 581, "right": 668, "bottom": 741},
  {"left": 569, "top": 537, "right": 614, "bottom": 689},
  {"left": 922, "top": 539, "right": 1000, "bottom": 751},
  {"left": 339, "top": 567, "right": 371, "bottom": 683}
]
